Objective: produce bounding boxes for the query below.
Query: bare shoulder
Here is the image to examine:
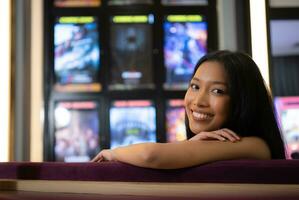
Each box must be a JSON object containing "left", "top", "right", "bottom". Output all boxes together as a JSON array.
[{"left": 237, "top": 136, "right": 271, "bottom": 159}]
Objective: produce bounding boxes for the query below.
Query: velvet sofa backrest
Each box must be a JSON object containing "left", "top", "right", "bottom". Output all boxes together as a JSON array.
[{"left": 0, "top": 160, "right": 298, "bottom": 184}]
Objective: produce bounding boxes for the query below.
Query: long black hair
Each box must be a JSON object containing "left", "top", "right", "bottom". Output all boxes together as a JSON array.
[{"left": 185, "top": 50, "right": 286, "bottom": 159}]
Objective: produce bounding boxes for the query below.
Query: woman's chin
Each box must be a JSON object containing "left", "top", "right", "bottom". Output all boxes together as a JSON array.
[
  {"left": 190, "top": 128, "right": 205, "bottom": 135},
  {"left": 190, "top": 126, "right": 213, "bottom": 134}
]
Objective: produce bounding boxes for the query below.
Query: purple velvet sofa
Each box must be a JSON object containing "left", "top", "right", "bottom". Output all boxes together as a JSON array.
[
  {"left": 0, "top": 160, "right": 298, "bottom": 183},
  {"left": 0, "top": 160, "right": 299, "bottom": 200}
]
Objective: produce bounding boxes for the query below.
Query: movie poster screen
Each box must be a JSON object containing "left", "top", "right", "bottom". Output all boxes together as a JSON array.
[
  {"left": 275, "top": 97, "right": 299, "bottom": 159},
  {"left": 108, "top": 0, "right": 153, "bottom": 5},
  {"left": 163, "top": 14, "right": 207, "bottom": 90},
  {"left": 54, "top": 16, "right": 101, "bottom": 92},
  {"left": 109, "top": 100, "right": 156, "bottom": 148},
  {"left": 54, "top": 101, "right": 100, "bottom": 162},
  {"left": 109, "top": 15, "right": 154, "bottom": 90},
  {"left": 166, "top": 99, "right": 186, "bottom": 142},
  {"left": 54, "top": 0, "right": 101, "bottom": 7},
  {"left": 162, "top": 0, "right": 207, "bottom": 6}
]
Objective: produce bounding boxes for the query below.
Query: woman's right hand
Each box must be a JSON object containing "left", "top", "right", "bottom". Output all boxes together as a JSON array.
[
  {"left": 91, "top": 149, "right": 116, "bottom": 162},
  {"left": 188, "top": 128, "right": 241, "bottom": 142}
]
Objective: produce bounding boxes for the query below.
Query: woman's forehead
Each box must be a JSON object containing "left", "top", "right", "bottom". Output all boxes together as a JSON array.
[{"left": 193, "top": 61, "right": 228, "bottom": 83}]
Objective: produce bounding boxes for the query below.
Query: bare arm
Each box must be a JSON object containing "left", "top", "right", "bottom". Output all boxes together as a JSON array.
[{"left": 93, "top": 137, "right": 271, "bottom": 169}]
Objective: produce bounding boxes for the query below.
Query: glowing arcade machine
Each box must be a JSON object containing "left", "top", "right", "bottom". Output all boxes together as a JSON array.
[
  {"left": 275, "top": 96, "right": 299, "bottom": 159},
  {"left": 54, "top": 16, "right": 101, "bottom": 92},
  {"left": 53, "top": 101, "right": 100, "bottom": 162},
  {"left": 165, "top": 99, "right": 186, "bottom": 142},
  {"left": 109, "top": 100, "right": 156, "bottom": 148},
  {"left": 163, "top": 14, "right": 207, "bottom": 90},
  {"left": 108, "top": 14, "right": 155, "bottom": 90},
  {"left": 54, "top": 0, "right": 101, "bottom": 7}
]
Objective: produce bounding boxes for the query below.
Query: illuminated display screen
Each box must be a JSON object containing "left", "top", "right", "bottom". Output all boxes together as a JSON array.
[
  {"left": 162, "top": 0, "right": 208, "bottom": 6},
  {"left": 166, "top": 99, "right": 186, "bottom": 142},
  {"left": 109, "top": 15, "right": 154, "bottom": 90},
  {"left": 108, "top": 0, "right": 153, "bottom": 5},
  {"left": 109, "top": 100, "right": 156, "bottom": 148},
  {"left": 275, "top": 97, "right": 299, "bottom": 159},
  {"left": 163, "top": 14, "right": 207, "bottom": 90},
  {"left": 54, "top": 101, "right": 100, "bottom": 162},
  {"left": 54, "top": 16, "right": 101, "bottom": 92},
  {"left": 270, "top": 20, "right": 299, "bottom": 56},
  {"left": 54, "top": 0, "right": 101, "bottom": 7}
]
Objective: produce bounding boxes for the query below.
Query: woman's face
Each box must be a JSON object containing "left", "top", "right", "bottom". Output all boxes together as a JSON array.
[{"left": 184, "top": 61, "right": 230, "bottom": 134}]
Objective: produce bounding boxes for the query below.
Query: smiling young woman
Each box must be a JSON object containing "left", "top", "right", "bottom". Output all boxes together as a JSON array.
[{"left": 92, "top": 50, "right": 286, "bottom": 169}]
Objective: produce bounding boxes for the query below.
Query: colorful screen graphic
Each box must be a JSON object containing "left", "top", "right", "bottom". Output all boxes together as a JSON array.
[
  {"left": 163, "top": 15, "right": 207, "bottom": 90},
  {"left": 108, "top": 0, "right": 153, "bottom": 5},
  {"left": 161, "top": 0, "right": 208, "bottom": 6},
  {"left": 54, "top": 16, "right": 101, "bottom": 92},
  {"left": 166, "top": 99, "right": 186, "bottom": 142},
  {"left": 109, "top": 15, "right": 154, "bottom": 90},
  {"left": 54, "top": 0, "right": 101, "bottom": 7},
  {"left": 54, "top": 101, "right": 100, "bottom": 162},
  {"left": 275, "top": 97, "right": 299, "bottom": 159},
  {"left": 109, "top": 100, "right": 156, "bottom": 148}
]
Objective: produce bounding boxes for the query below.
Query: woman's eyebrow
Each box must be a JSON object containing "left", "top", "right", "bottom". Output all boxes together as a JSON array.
[
  {"left": 210, "top": 81, "right": 228, "bottom": 86},
  {"left": 192, "top": 77, "right": 227, "bottom": 85}
]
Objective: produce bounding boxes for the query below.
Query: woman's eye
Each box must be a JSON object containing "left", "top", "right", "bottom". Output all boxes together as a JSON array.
[
  {"left": 190, "top": 83, "right": 199, "bottom": 90},
  {"left": 212, "top": 89, "right": 225, "bottom": 94}
]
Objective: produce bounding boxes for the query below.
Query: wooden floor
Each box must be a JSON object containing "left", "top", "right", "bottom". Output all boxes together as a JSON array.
[{"left": 1, "top": 179, "right": 299, "bottom": 200}]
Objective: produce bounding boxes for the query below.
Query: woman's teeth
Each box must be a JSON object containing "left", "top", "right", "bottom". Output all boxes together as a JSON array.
[{"left": 192, "top": 111, "right": 212, "bottom": 120}]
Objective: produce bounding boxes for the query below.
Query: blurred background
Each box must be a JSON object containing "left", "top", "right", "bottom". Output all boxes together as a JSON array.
[{"left": 1, "top": 0, "right": 299, "bottom": 162}]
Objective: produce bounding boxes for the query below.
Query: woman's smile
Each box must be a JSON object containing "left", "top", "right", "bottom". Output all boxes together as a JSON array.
[{"left": 191, "top": 110, "right": 213, "bottom": 121}]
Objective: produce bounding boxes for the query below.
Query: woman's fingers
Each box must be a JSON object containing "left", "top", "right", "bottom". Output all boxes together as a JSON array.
[
  {"left": 189, "top": 128, "right": 241, "bottom": 142},
  {"left": 91, "top": 154, "right": 100, "bottom": 162},
  {"left": 195, "top": 131, "right": 227, "bottom": 141},
  {"left": 189, "top": 134, "right": 204, "bottom": 141},
  {"left": 91, "top": 154, "right": 101, "bottom": 162},
  {"left": 91, "top": 149, "right": 116, "bottom": 162},
  {"left": 215, "top": 129, "right": 241, "bottom": 142},
  {"left": 209, "top": 131, "right": 227, "bottom": 141},
  {"left": 215, "top": 130, "right": 236, "bottom": 142},
  {"left": 222, "top": 128, "right": 241, "bottom": 140},
  {"left": 91, "top": 151, "right": 105, "bottom": 162}
]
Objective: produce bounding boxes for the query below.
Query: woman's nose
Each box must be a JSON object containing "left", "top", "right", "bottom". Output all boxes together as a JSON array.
[{"left": 194, "top": 90, "right": 209, "bottom": 107}]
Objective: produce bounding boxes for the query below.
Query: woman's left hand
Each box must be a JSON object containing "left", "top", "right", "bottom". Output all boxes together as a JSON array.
[{"left": 91, "top": 149, "right": 116, "bottom": 162}]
